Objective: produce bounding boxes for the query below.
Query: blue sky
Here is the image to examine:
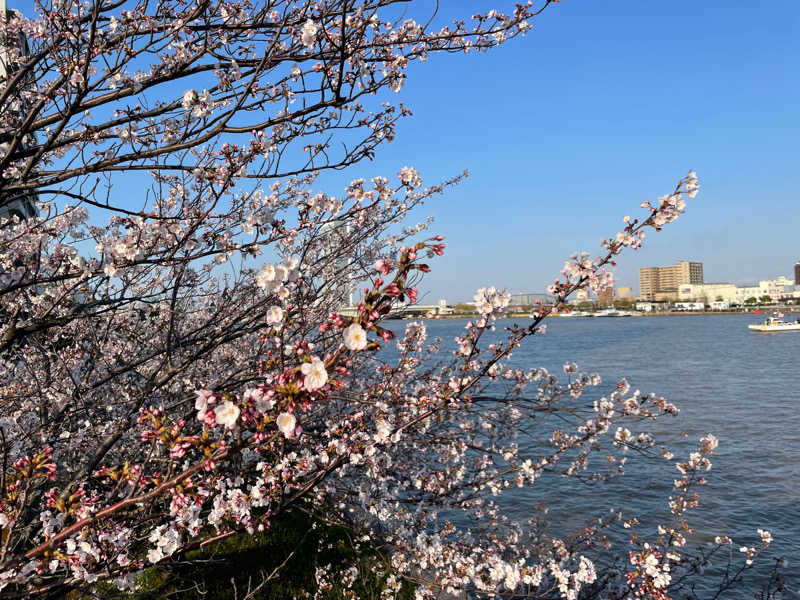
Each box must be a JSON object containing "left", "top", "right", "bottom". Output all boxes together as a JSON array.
[
  {"left": 13, "top": 0, "right": 800, "bottom": 302},
  {"left": 322, "top": 0, "right": 800, "bottom": 302}
]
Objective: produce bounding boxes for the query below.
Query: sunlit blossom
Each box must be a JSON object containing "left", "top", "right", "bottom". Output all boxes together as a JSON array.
[
  {"left": 182, "top": 89, "right": 198, "bottom": 109},
  {"left": 300, "top": 357, "right": 327, "bottom": 391},
  {"left": 276, "top": 412, "right": 296, "bottom": 438},
  {"left": 266, "top": 305, "right": 284, "bottom": 325},
  {"left": 343, "top": 323, "right": 367, "bottom": 350},
  {"left": 214, "top": 401, "right": 240, "bottom": 429},
  {"left": 300, "top": 19, "right": 318, "bottom": 49}
]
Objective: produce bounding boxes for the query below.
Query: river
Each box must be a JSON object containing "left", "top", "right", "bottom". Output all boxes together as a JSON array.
[{"left": 383, "top": 314, "right": 799, "bottom": 598}]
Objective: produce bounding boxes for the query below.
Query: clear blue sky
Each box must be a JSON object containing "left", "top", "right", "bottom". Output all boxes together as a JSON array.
[
  {"left": 327, "top": 0, "right": 800, "bottom": 302},
  {"left": 13, "top": 0, "right": 800, "bottom": 302}
]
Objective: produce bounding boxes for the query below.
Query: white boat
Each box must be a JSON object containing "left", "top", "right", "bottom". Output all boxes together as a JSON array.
[
  {"left": 561, "top": 310, "right": 592, "bottom": 317},
  {"left": 595, "top": 309, "right": 632, "bottom": 317},
  {"left": 748, "top": 315, "right": 800, "bottom": 332}
]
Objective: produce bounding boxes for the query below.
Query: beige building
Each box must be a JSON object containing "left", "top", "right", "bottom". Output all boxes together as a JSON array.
[
  {"left": 639, "top": 261, "right": 703, "bottom": 300},
  {"left": 597, "top": 286, "right": 614, "bottom": 306}
]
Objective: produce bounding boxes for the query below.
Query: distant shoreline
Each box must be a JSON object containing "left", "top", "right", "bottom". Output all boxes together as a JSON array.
[{"left": 414, "top": 310, "right": 797, "bottom": 320}]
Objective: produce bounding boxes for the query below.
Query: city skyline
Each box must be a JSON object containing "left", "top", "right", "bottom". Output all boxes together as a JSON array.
[{"left": 448, "top": 257, "right": 799, "bottom": 304}]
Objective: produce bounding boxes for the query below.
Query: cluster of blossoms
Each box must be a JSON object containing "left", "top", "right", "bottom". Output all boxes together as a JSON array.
[
  {"left": 398, "top": 166, "right": 422, "bottom": 188},
  {"left": 628, "top": 545, "right": 672, "bottom": 598},
  {"left": 472, "top": 286, "right": 511, "bottom": 317},
  {"left": 255, "top": 257, "right": 300, "bottom": 293},
  {"left": 650, "top": 170, "right": 699, "bottom": 228},
  {"left": 194, "top": 390, "right": 240, "bottom": 429},
  {"left": 300, "top": 19, "right": 319, "bottom": 50}
]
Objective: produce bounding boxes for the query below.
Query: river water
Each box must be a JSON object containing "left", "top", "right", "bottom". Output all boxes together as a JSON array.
[{"left": 384, "top": 314, "right": 799, "bottom": 597}]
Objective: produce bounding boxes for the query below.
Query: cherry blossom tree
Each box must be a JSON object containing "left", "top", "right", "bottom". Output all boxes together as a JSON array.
[{"left": 0, "top": 0, "right": 785, "bottom": 598}]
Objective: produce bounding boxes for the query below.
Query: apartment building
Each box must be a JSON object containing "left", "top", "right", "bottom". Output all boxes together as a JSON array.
[{"left": 639, "top": 261, "right": 704, "bottom": 300}]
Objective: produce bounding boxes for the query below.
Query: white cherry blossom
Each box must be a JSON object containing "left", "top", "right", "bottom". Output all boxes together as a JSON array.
[
  {"left": 276, "top": 412, "right": 296, "bottom": 438},
  {"left": 214, "top": 401, "right": 240, "bottom": 429},
  {"left": 266, "top": 306, "right": 284, "bottom": 325},
  {"left": 300, "top": 19, "right": 318, "bottom": 50},
  {"left": 343, "top": 323, "right": 367, "bottom": 350},
  {"left": 300, "top": 357, "right": 327, "bottom": 391}
]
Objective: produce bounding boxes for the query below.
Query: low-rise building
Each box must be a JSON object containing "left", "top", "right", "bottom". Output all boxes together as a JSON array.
[
  {"left": 675, "top": 302, "right": 705, "bottom": 311},
  {"left": 735, "top": 278, "right": 788, "bottom": 303},
  {"left": 508, "top": 293, "right": 555, "bottom": 307},
  {"left": 678, "top": 278, "right": 793, "bottom": 305},
  {"left": 780, "top": 285, "right": 800, "bottom": 302},
  {"left": 678, "top": 283, "right": 737, "bottom": 304},
  {"left": 635, "top": 301, "right": 668, "bottom": 312}
]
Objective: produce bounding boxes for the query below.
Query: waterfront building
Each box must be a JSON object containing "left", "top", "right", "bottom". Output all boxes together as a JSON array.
[
  {"left": 394, "top": 299, "right": 453, "bottom": 317},
  {"left": 780, "top": 284, "right": 800, "bottom": 302},
  {"left": 679, "top": 277, "right": 794, "bottom": 304},
  {"left": 638, "top": 267, "right": 659, "bottom": 300},
  {"left": 795, "top": 262, "right": 800, "bottom": 285},
  {"left": 597, "top": 286, "right": 614, "bottom": 306},
  {"left": 674, "top": 302, "right": 704, "bottom": 311},
  {"left": 635, "top": 301, "right": 668, "bottom": 312},
  {"left": 339, "top": 299, "right": 453, "bottom": 318},
  {"left": 744, "top": 277, "right": 793, "bottom": 302},
  {"left": 639, "top": 261, "right": 703, "bottom": 300},
  {"left": 508, "top": 293, "right": 554, "bottom": 307},
  {"left": 678, "top": 282, "right": 737, "bottom": 303}
]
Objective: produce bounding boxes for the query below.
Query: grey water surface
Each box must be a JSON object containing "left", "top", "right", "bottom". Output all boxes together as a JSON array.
[{"left": 384, "top": 314, "right": 799, "bottom": 597}]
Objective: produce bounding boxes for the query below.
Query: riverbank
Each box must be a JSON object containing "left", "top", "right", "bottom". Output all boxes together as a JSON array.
[{"left": 417, "top": 309, "right": 798, "bottom": 320}]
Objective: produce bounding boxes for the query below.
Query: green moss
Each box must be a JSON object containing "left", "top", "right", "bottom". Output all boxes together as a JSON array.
[{"left": 69, "top": 508, "right": 413, "bottom": 600}]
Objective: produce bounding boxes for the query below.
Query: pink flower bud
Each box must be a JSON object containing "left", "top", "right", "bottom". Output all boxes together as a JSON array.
[
  {"left": 383, "top": 283, "right": 402, "bottom": 297},
  {"left": 374, "top": 259, "right": 391, "bottom": 275}
]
